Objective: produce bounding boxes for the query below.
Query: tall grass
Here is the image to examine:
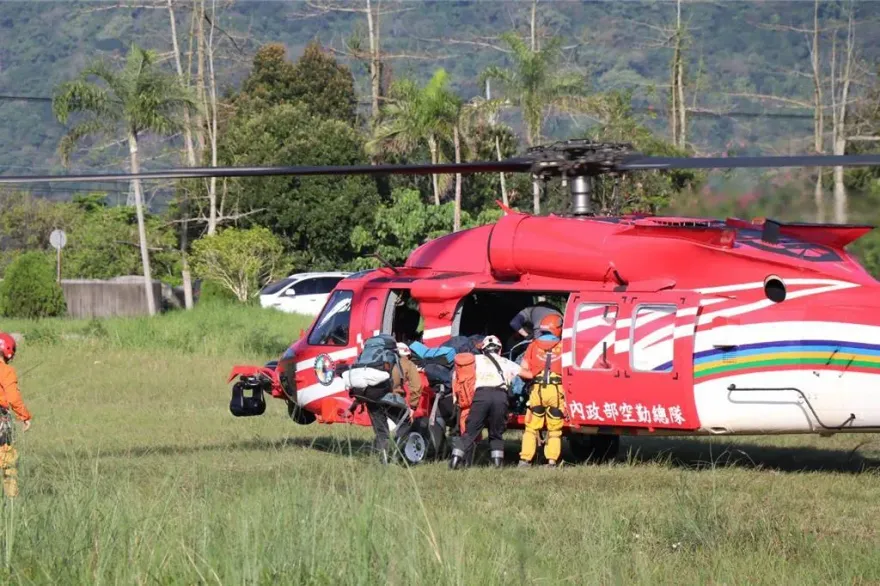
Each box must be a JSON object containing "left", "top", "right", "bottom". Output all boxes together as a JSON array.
[
  {"left": 1, "top": 302, "right": 313, "bottom": 359},
  {"left": 1, "top": 312, "right": 880, "bottom": 583}
]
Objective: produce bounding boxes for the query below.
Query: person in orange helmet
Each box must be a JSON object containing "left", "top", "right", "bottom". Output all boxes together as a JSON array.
[
  {"left": 517, "top": 314, "right": 566, "bottom": 468},
  {"left": 0, "top": 333, "right": 32, "bottom": 498}
]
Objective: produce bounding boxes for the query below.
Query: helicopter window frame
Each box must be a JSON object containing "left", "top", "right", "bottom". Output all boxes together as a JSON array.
[
  {"left": 307, "top": 289, "right": 354, "bottom": 347},
  {"left": 629, "top": 303, "right": 677, "bottom": 374},
  {"left": 382, "top": 288, "right": 423, "bottom": 343},
  {"left": 572, "top": 302, "right": 619, "bottom": 371}
]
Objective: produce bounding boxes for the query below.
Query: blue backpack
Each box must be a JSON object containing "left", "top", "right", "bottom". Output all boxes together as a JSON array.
[{"left": 354, "top": 334, "right": 399, "bottom": 372}]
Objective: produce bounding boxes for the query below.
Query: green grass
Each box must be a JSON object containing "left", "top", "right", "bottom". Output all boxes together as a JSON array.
[{"left": 2, "top": 307, "right": 880, "bottom": 583}]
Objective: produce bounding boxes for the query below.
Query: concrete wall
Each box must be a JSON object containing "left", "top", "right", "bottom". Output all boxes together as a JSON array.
[{"left": 60, "top": 279, "right": 163, "bottom": 318}]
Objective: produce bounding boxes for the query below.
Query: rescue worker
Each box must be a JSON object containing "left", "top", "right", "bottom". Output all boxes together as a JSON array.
[
  {"left": 363, "top": 342, "right": 422, "bottom": 464},
  {"left": 0, "top": 333, "right": 31, "bottom": 498},
  {"left": 517, "top": 315, "right": 567, "bottom": 468},
  {"left": 449, "top": 335, "right": 534, "bottom": 469},
  {"left": 509, "top": 296, "right": 563, "bottom": 340}
]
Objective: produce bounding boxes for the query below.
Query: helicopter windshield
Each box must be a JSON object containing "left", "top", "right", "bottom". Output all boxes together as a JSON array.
[{"left": 308, "top": 290, "right": 353, "bottom": 346}]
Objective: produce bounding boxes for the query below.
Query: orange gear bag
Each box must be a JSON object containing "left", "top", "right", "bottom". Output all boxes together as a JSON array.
[{"left": 452, "top": 353, "right": 477, "bottom": 410}]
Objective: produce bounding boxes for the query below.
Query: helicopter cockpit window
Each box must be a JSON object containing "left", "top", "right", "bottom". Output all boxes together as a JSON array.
[{"left": 308, "top": 290, "right": 353, "bottom": 346}]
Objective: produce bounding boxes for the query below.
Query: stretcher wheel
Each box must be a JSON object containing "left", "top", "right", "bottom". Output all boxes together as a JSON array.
[
  {"left": 567, "top": 433, "right": 619, "bottom": 463},
  {"left": 399, "top": 418, "right": 440, "bottom": 465}
]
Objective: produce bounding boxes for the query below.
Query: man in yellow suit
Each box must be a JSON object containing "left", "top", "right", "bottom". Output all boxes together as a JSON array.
[
  {"left": 517, "top": 315, "right": 566, "bottom": 468},
  {"left": 0, "top": 333, "right": 32, "bottom": 497}
]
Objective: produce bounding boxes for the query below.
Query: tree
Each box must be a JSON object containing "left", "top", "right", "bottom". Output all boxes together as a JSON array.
[
  {"left": 63, "top": 195, "right": 179, "bottom": 282},
  {"left": 350, "top": 188, "right": 466, "bottom": 267},
  {"left": 369, "top": 69, "right": 461, "bottom": 207},
  {"left": 0, "top": 252, "right": 67, "bottom": 319},
  {"left": 218, "top": 102, "right": 381, "bottom": 270},
  {"left": 482, "top": 32, "right": 595, "bottom": 213},
  {"left": 191, "top": 226, "right": 288, "bottom": 303},
  {"left": 52, "top": 44, "right": 197, "bottom": 316}
]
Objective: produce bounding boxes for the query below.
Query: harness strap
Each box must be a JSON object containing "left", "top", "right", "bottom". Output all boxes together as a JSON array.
[{"left": 483, "top": 353, "right": 509, "bottom": 391}]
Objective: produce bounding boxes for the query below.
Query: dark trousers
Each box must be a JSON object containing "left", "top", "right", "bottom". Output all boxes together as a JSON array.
[
  {"left": 452, "top": 387, "right": 508, "bottom": 463},
  {"left": 366, "top": 402, "right": 410, "bottom": 460}
]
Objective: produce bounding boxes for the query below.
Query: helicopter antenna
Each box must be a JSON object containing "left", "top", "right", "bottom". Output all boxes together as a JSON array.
[{"left": 372, "top": 252, "right": 399, "bottom": 274}]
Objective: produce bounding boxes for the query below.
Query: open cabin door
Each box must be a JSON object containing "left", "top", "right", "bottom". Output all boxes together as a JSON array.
[{"left": 563, "top": 291, "right": 699, "bottom": 432}]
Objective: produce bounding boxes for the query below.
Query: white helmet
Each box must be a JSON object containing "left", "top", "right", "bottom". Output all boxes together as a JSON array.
[
  {"left": 396, "top": 342, "right": 411, "bottom": 357},
  {"left": 481, "top": 335, "right": 502, "bottom": 353}
]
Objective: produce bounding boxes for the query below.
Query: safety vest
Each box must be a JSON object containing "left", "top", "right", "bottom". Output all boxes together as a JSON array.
[{"left": 524, "top": 339, "right": 563, "bottom": 383}]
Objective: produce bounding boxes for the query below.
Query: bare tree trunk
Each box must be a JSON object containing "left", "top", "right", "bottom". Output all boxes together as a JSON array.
[
  {"left": 453, "top": 125, "right": 462, "bottom": 231},
  {"left": 428, "top": 135, "right": 440, "bottom": 205},
  {"left": 366, "top": 0, "right": 381, "bottom": 124},
  {"left": 205, "top": 0, "right": 220, "bottom": 235},
  {"left": 496, "top": 135, "right": 508, "bottom": 206},
  {"left": 832, "top": 4, "right": 854, "bottom": 224},
  {"left": 532, "top": 180, "right": 541, "bottom": 215},
  {"left": 676, "top": 0, "right": 686, "bottom": 149},
  {"left": 168, "top": 0, "right": 195, "bottom": 309},
  {"left": 195, "top": 0, "right": 207, "bottom": 154},
  {"left": 530, "top": 0, "right": 540, "bottom": 214},
  {"left": 531, "top": 0, "right": 537, "bottom": 52},
  {"left": 128, "top": 132, "right": 157, "bottom": 317},
  {"left": 810, "top": 0, "right": 825, "bottom": 222},
  {"left": 485, "top": 79, "right": 508, "bottom": 206}
]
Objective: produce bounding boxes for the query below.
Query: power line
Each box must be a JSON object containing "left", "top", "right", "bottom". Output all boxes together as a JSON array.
[{"left": 0, "top": 95, "right": 53, "bottom": 103}]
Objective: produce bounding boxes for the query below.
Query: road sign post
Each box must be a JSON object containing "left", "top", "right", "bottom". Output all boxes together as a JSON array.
[{"left": 49, "top": 229, "right": 67, "bottom": 282}]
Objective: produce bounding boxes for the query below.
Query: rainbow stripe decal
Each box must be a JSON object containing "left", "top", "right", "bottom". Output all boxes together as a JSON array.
[{"left": 688, "top": 340, "right": 880, "bottom": 379}]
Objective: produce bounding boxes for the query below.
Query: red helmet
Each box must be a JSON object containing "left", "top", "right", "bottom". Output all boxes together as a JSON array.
[
  {"left": 0, "top": 333, "right": 15, "bottom": 361},
  {"left": 537, "top": 314, "right": 563, "bottom": 338}
]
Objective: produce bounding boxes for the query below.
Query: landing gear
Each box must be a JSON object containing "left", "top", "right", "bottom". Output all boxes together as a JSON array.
[{"left": 567, "top": 433, "right": 620, "bottom": 464}]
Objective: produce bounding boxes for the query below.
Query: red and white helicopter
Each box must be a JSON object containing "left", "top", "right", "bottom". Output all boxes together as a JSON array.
[{"left": 6, "top": 140, "right": 880, "bottom": 464}]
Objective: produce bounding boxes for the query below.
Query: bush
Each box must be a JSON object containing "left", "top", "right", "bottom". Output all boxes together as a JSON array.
[
  {"left": 191, "top": 227, "right": 288, "bottom": 302},
  {"left": 197, "top": 279, "right": 240, "bottom": 305},
  {"left": 0, "top": 252, "right": 67, "bottom": 318}
]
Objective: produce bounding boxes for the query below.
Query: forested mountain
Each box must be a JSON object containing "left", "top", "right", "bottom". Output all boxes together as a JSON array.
[{"left": 1, "top": 0, "right": 879, "bottom": 187}]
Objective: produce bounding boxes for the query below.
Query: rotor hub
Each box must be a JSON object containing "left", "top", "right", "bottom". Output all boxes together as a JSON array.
[{"left": 525, "top": 140, "right": 638, "bottom": 216}]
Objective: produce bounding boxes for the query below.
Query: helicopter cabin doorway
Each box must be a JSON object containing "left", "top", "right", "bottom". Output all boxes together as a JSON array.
[{"left": 452, "top": 290, "right": 568, "bottom": 362}]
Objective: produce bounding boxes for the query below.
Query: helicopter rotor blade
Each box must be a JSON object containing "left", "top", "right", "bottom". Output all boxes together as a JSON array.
[
  {"left": 619, "top": 153, "right": 880, "bottom": 171},
  {"left": 1, "top": 153, "right": 880, "bottom": 185},
  {"left": 0, "top": 160, "right": 532, "bottom": 184}
]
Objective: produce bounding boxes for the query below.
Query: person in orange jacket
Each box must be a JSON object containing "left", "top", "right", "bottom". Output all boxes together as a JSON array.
[
  {"left": 517, "top": 314, "right": 566, "bottom": 468},
  {"left": 0, "top": 333, "right": 32, "bottom": 498}
]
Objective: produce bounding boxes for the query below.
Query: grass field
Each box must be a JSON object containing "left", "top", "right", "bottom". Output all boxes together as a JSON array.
[{"left": 2, "top": 304, "right": 880, "bottom": 584}]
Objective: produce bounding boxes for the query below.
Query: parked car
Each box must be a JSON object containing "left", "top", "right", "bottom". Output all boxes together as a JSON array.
[{"left": 259, "top": 272, "right": 350, "bottom": 315}]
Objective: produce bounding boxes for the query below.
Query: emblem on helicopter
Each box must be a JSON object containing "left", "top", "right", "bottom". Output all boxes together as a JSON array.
[{"left": 314, "top": 354, "right": 336, "bottom": 386}]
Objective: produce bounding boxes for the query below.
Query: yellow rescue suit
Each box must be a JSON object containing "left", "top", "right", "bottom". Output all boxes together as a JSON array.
[{"left": 519, "top": 339, "right": 566, "bottom": 464}]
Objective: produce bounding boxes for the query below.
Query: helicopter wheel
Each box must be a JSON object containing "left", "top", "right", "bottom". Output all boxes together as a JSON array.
[
  {"left": 567, "top": 433, "right": 620, "bottom": 464},
  {"left": 287, "top": 399, "right": 316, "bottom": 425}
]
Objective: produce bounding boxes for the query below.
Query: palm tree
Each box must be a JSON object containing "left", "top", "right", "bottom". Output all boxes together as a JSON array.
[
  {"left": 369, "top": 69, "right": 460, "bottom": 206},
  {"left": 482, "top": 32, "right": 596, "bottom": 214},
  {"left": 53, "top": 44, "right": 197, "bottom": 316}
]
